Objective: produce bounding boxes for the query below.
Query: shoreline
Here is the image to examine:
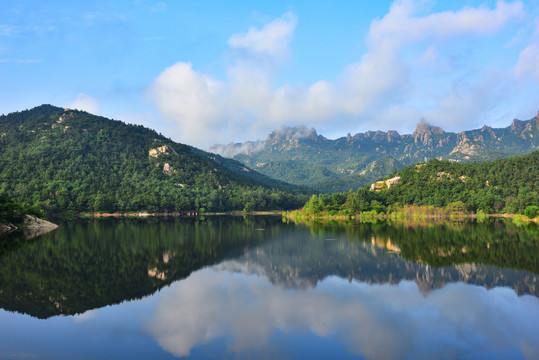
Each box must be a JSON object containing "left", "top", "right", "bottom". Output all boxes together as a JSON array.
[
  {"left": 37, "top": 210, "right": 539, "bottom": 224},
  {"left": 282, "top": 210, "right": 539, "bottom": 224},
  {"left": 65, "top": 210, "right": 284, "bottom": 218}
]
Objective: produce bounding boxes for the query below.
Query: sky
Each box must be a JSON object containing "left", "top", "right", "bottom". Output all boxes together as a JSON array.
[{"left": 1, "top": 0, "right": 539, "bottom": 149}]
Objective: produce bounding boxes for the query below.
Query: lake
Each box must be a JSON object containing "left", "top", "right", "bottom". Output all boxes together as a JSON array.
[{"left": 0, "top": 216, "right": 537, "bottom": 359}]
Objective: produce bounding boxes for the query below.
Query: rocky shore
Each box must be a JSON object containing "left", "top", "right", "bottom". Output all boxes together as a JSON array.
[{"left": 0, "top": 215, "right": 58, "bottom": 234}]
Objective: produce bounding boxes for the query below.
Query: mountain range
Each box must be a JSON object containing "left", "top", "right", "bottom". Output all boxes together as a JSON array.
[
  {"left": 2, "top": 105, "right": 538, "bottom": 213},
  {"left": 210, "top": 112, "right": 539, "bottom": 192}
]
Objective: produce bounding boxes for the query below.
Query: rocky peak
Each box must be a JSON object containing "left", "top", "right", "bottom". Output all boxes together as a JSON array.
[
  {"left": 534, "top": 117, "right": 539, "bottom": 131},
  {"left": 386, "top": 130, "right": 400, "bottom": 142},
  {"left": 510, "top": 119, "right": 526, "bottom": 134},
  {"left": 412, "top": 119, "right": 445, "bottom": 146},
  {"left": 413, "top": 118, "right": 445, "bottom": 137},
  {"left": 480, "top": 125, "right": 497, "bottom": 138}
]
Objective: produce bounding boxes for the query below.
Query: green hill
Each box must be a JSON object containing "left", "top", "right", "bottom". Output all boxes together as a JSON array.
[
  {"left": 297, "top": 150, "right": 539, "bottom": 215},
  {"left": 0, "top": 105, "right": 308, "bottom": 213},
  {"left": 384, "top": 150, "right": 539, "bottom": 213}
]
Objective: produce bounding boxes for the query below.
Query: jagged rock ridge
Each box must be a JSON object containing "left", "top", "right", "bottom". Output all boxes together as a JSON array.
[{"left": 209, "top": 113, "right": 539, "bottom": 192}]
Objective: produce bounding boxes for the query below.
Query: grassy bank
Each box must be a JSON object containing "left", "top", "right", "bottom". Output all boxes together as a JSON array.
[{"left": 283, "top": 204, "right": 539, "bottom": 225}]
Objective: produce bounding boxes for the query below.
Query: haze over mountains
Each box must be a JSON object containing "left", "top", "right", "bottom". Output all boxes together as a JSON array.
[{"left": 210, "top": 112, "right": 539, "bottom": 192}]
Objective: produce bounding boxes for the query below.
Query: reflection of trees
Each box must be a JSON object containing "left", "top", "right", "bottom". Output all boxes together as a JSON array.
[
  {"left": 0, "top": 217, "right": 536, "bottom": 319},
  {"left": 232, "top": 220, "right": 538, "bottom": 297},
  {"left": 0, "top": 216, "right": 281, "bottom": 319},
  {"left": 302, "top": 219, "right": 538, "bottom": 273}
]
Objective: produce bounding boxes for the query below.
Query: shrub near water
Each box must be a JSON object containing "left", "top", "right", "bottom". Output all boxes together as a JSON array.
[{"left": 524, "top": 206, "right": 539, "bottom": 219}]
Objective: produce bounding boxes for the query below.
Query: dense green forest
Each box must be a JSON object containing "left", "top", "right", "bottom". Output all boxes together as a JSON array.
[
  {"left": 295, "top": 150, "right": 539, "bottom": 217},
  {"left": 0, "top": 105, "right": 309, "bottom": 213}
]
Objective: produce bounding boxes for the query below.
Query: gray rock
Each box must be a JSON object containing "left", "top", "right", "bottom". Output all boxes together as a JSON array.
[{"left": 21, "top": 215, "right": 59, "bottom": 229}]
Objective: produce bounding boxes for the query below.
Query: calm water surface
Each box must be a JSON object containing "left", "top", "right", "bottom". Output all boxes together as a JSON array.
[{"left": 0, "top": 216, "right": 537, "bottom": 359}]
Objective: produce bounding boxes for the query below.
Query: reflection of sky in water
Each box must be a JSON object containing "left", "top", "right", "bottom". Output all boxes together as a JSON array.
[
  {"left": 1, "top": 265, "right": 538, "bottom": 360},
  {"left": 0, "top": 294, "right": 172, "bottom": 360},
  {"left": 149, "top": 265, "right": 539, "bottom": 360}
]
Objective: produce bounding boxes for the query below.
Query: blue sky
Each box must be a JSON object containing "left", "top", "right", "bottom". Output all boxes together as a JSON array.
[{"left": 1, "top": 0, "right": 538, "bottom": 148}]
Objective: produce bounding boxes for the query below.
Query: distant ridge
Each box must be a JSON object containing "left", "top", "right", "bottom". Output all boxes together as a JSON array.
[{"left": 209, "top": 112, "right": 539, "bottom": 193}]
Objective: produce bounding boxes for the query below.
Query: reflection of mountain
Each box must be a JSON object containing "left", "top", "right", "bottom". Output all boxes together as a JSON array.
[
  {"left": 220, "top": 222, "right": 538, "bottom": 297},
  {"left": 149, "top": 267, "right": 539, "bottom": 360},
  {"left": 0, "top": 217, "right": 536, "bottom": 319}
]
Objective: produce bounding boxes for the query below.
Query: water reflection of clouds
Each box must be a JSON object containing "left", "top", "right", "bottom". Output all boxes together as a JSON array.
[
  {"left": 149, "top": 265, "right": 539, "bottom": 359},
  {"left": 73, "top": 309, "right": 98, "bottom": 323}
]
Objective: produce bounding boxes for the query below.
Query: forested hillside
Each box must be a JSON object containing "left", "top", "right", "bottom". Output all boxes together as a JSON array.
[
  {"left": 0, "top": 105, "right": 309, "bottom": 213},
  {"left": 297, "top": 150, "right": 539, "bottom": 216}
]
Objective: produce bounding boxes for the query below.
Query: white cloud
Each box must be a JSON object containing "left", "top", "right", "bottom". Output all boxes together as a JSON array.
[
  {"left": 68, "top": 93, "right": 100, "bottom": 114},
  {"left": 149, "top": 2, "right": 526, "bottom": 148},
  {"left": 227, "top": 11, "right": 297, "bottom": 61},
  {"left": 149, "top": 62, "right": 222, "bottom": 136},
  {"left": 148, "top": 267, "right": 539, "bottom": 359},
  {"left": 515, "top": 44, "right": 539, "bottom": 82},
  {"left": 335, "top": 0, "right": 524, "bottom": 127},
  {"left": 73, "top": 309, "right": 98, "bottom": 323},
  {"left": 367, "top": 0, "right": 523, "bottom": 47}
]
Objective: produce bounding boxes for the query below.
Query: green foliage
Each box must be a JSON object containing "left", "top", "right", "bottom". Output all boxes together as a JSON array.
[
  {"left": 524, "top": 206, "right": 539, "bottom": 219},
  {"left": 295, "top": 151, "right": 539, "bottom": 217},
  {"left": 446, "top": 201, "right": 467, "bottom": 214},
  {"left": 0, "top": 105, "right": 309, "bottom": 213},
  {"left": 0, "top": 194, "right": 22, "bottom": 222},
  {"left": 0, "top": 193, "right": 43, "bottom": 223},
  {"left": 385, "top": 152, "right": 539, "bottom": 214}
]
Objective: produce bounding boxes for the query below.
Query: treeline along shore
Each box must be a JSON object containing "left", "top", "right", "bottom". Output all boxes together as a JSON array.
[{"left": 284, "top": 150, "right": 539, "bottom": 223}]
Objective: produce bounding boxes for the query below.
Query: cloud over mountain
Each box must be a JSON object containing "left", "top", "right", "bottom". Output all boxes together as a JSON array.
[{"left": 148, "top": 1, "right": 528, "bottom": 148}]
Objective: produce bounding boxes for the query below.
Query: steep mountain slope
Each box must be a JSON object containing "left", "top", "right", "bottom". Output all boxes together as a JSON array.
[
  {"left": 0, "top": 105, "right": 308, "bottom": 212},
  {"left": 210, "top": 113, "right": 539, "bottom": 192}
]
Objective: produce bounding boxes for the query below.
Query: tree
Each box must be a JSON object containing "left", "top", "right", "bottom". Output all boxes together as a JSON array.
[{"left": 524, "top": 206, "right": 539, "bottom": 219}]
